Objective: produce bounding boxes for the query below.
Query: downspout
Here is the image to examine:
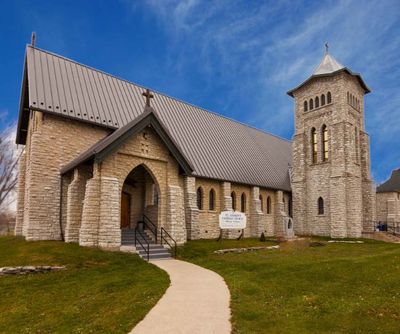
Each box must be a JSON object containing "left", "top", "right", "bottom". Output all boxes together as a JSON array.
[{"left": 59, "top": 174, "right": 65, "bottom": 241}]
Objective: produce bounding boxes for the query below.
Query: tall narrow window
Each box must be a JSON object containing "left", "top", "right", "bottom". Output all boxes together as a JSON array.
[
  {"left": 259, "top": 194, "right": 264, "bottom": 211},
  {"left": 315, "top": 96, "right": 319, "bottom": 108},
  {"left": 327, "top": 91, "right": 332, "bottom": 104},
  {"left": 241, "top": 193, "right": 246, "bottom": 212},
  {"left": 355, "top": 127, "right": 359, "bottom": 163},
  {"left": 304, "top": 101, "right": 308, "bottom": 112},
  {"left": 347, "top": 92, "right": 350, "bottom": 104},
  {"left": 311, "top": 127, "right": 318, "bottom": 163},
  {"left": 309, "top": 98, "right": 314, "bottom": 110},
  {"left": 231, "top": 192, "right": 236, "bottom": 211},
  {"left": 209, "top": 189, "right": 215, "bottom": 211},
  {"left": 322, "top": 124, "right": 329, "bottom": 161},
  {"left": 197, "top": 187, "right": 203, "bottom": 210},
  {"left": 318, "top": 197, "right": 324, "bottom": 215},
  {"left": 266, "top": 196, "right": 271, "bottom": 214},
  {"left": 321, "top": 94, "right": 326, "bottom": 106}
]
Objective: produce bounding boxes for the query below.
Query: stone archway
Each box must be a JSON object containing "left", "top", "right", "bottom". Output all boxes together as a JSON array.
[{"left": 120, "top": 164, "right": 160, "bottom": 232}]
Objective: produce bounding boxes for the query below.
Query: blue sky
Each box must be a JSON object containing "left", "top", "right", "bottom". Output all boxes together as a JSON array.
[{"left": 0, "top": 0, "right": 399, "bottom": 184}]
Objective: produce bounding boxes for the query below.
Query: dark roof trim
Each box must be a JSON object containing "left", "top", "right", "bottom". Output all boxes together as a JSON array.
[
  {"left": 16, "top": 53, "right": 29, "bottom": 145},
  {"left": 286, "top": 68, "right": 371, "bottom": 97},
  {"left": 60, "top": 107, "right": 193, "bottom": 175}
]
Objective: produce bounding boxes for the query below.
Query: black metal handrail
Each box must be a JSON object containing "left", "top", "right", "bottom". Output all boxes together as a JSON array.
[
  {"left": 160, "top": 227, "right": 177, "bottom": 258},
  {"left": 364, "top": 221, "right": 400, "bottom": 235},
  {"left": 135, "top": 226, "right": 150, "bottom": 261},
  {"left": 143, "top": 215, "right": 158, "bottom": 242}
]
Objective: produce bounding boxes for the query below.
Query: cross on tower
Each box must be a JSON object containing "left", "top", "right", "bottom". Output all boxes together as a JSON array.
[
  {"left": 142, "top": 89, "right": 154, "bottom": 107},
  {"left": 325, "top": 42, "right": 329, "bottom": 54}
]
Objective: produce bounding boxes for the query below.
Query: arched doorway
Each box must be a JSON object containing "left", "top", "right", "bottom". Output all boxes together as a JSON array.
[{"left": 120, "top": 164, "right": 160, "bottom": 232}]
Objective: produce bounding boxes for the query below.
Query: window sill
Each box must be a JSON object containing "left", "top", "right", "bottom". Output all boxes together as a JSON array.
[{"left": 304, "top": 102, "right": 333, "bottom": 113}]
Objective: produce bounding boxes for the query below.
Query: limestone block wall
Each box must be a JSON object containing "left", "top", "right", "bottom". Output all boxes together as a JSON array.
[
  {"left": 19, "top": 112, "right": 109, "bottom": 241},
  {"left": 259, "top": 189, "right": 276, "bottom": 236},
  {"left": 79, "top": 174, "right": 101, "bottom": 247},
  {"left": 291, "top": 72, "right": 374, "bottom": 238},
  {"left": 184, "top": 176, "right": 199, "bottom": 240},
  {"left": 14, "top": 151, "right": 26, "bottom": 236},
  {"left": 376, "top": 192, "right": 400, "bottom": 222},
  {"left": 98, "top": 177, "right": 121, "bottom": 249},
  {"left": 249, "top": 186, "right": 263, "bottom": 236},
  {"left": 166, "top": 185, "right": 186, "bottom": 244},
  {"left": 65, "top": 167, "right": 91, "bottom": 242},
  {"left": 97, "top": 127, "right": 184, "bottom": 247},
  {"left": 196, "top": 178, "right": 221, "bottom": 239},
  {"left": 194, "top": 178, "right": 285, "bottom": 239},
  {"left": 60, "top": 172, "right": 73, "bottom": 238}
]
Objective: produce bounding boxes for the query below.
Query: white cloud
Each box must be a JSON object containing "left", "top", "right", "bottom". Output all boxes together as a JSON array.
[{"left": 126, "top": 0, "right": 400, "bottom": 181}]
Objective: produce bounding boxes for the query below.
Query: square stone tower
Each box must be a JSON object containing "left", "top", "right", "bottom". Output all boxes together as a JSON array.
[{"left": 288, "top": 48, "right": 375, "bottom": 238}]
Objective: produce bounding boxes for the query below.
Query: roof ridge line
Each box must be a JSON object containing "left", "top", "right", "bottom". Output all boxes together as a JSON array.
[{"left": 27, "top": 45, "right": 292, "bottom": 144}]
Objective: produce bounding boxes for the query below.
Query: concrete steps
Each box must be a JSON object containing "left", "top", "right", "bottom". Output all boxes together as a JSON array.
[{"left": 121, "top": 229, "right": 172, "bottom": 260}]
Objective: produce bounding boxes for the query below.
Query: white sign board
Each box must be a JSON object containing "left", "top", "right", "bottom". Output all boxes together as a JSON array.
[{"left": 219, "top": 211, "right": 247, "bottom": 229}]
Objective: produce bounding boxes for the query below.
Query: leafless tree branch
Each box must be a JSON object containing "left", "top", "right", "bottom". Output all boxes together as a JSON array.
[{"left": 0, "top": 127, "right": 21, "bottom": 211}]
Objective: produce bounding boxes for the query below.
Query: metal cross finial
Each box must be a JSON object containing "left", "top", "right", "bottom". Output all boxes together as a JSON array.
[
  {"left": 31, "top": 32, "right": 36, "bottom": 47},
  {"left": 142, "top": 89, "right": 154, "bottom": 107},
  {"left": 325, "top": 42, "right": 329, "bottom": 54}
]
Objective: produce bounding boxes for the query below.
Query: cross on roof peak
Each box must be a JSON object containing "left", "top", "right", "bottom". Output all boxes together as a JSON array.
[
  {"left": 325, "top": 42, "right": 329, "bottom": 54},
  {"left": 142, "top": 89, "right": 154, "bottom": 107}
]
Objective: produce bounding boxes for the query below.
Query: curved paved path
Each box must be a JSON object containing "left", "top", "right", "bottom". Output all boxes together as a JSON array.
[{"left": 130, "top": 259, "right": 231, "bottom": 334}]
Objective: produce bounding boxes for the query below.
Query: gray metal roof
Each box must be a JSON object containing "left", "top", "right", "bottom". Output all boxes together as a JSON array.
[
  {"left": 60, "top": 107, "right": 194, "bottom": 176},
  {"left": 313, "top": 53, "right": 344, "bottom": 75},
  {"left": 377, "top": 169, "right": 400, "bottom": 193},
  {"left": 18, "top": 45, "right": 292, "bottom": 191},
  {"left": 287, "top": 52, "right": 370, "bottom": 97}
]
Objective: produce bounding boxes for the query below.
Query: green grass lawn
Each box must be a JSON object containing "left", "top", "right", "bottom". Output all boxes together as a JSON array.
[
  {"left": 0, "top": 237, "right": 169, "bottom": 334},
  {"left": 178, "top": 238, "right": 400, "bottom": 334}
]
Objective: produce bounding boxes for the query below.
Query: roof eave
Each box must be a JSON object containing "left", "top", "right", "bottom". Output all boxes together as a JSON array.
[
  {"left": 16, "top": 50, "right": 29, "bottom": 145},
  {"left": 287, "top": 68, "right": 371, "bottom": 97},
  {"left": 61, "top": 108, "right": 194, "bottom": 176}
]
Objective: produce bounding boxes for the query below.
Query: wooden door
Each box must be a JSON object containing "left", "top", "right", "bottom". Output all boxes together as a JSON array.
[{"left": 121, "top": 192, "right": 131, "bottom": 229}]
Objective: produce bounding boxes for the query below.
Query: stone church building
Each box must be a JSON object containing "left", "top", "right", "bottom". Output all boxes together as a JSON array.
[{"left": 14, "top": 44, "right": 377, "bottom": 249}]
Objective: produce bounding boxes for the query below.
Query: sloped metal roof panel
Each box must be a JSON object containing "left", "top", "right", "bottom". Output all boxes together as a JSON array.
[
  {"left": 24, "top": 46, "right": 292, "bottom": 191},
  {"left": 377, "top": 169, "right": 400, "bottom": 193}
]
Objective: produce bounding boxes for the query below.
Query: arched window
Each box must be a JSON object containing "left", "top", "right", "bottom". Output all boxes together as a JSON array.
[
  {"left": 197, "top": 187, "right": 203, "bottom": 210},
  {"left": 241, "top": 193, "right": 246, "bottom": 212},
  {"left": 318, "top": 197, "right": 324, "bottom": 215},
  {"left": 259, "top": 194, "right": 264, "bottom": 211},
  {"left": 231, "top": 191, "right": 236, "bottom": 211},
  {"left": 311, "top": 127, "right": 318, "bottom": 163},
  {"left": 321, "top": 94, "right": 326, "bottom": 106},
  {"left": 327, "top": 91, "right": 332, "bottom": 104},
  {"left": 309, "top": 98, "right": 314, "bottom": 110},
  {"left": 304, "top": 100, "right": 308, "bottom": 112},
  {"left": 266, "top": 196, "right": 272, "bottom": 214},
  {"left": 209, "top": 189, "right": 215, "bottom": 211},
  {"left": 347, "top": 92, "right": 350, "bottom": 104},
  {"left": 315, "top": 96, "right": 319, "bottom": 108},
  {"left": 322, "top": 124, "right": 329, "bottom": 161}
]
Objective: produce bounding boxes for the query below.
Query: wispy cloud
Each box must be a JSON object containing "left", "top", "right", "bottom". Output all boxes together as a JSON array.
[{"left": 126, "top": 0, "right": 399, "bottom": 182}]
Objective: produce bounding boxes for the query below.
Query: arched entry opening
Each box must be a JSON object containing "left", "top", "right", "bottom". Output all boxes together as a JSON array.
[{"left": 120, "top": 164, "right": 160, "bottom": 233}]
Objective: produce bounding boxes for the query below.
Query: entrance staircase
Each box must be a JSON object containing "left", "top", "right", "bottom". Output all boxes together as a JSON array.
[{"left": 121, "top": 229, "right": 172, "bottom": 260}]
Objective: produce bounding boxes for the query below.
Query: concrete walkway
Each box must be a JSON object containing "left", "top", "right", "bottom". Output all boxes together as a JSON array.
[{"left": 130, "top": 259, "right": 231, "bottom": 334}]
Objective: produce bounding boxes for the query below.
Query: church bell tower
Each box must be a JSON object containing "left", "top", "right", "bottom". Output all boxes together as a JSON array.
[{"left": 288, "top": 46, "right": 375, "bottom": 238}]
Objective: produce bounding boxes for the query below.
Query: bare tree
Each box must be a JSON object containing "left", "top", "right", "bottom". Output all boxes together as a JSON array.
[{"left": 0, "top": 127, "right": 20, "bottom": 211}]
